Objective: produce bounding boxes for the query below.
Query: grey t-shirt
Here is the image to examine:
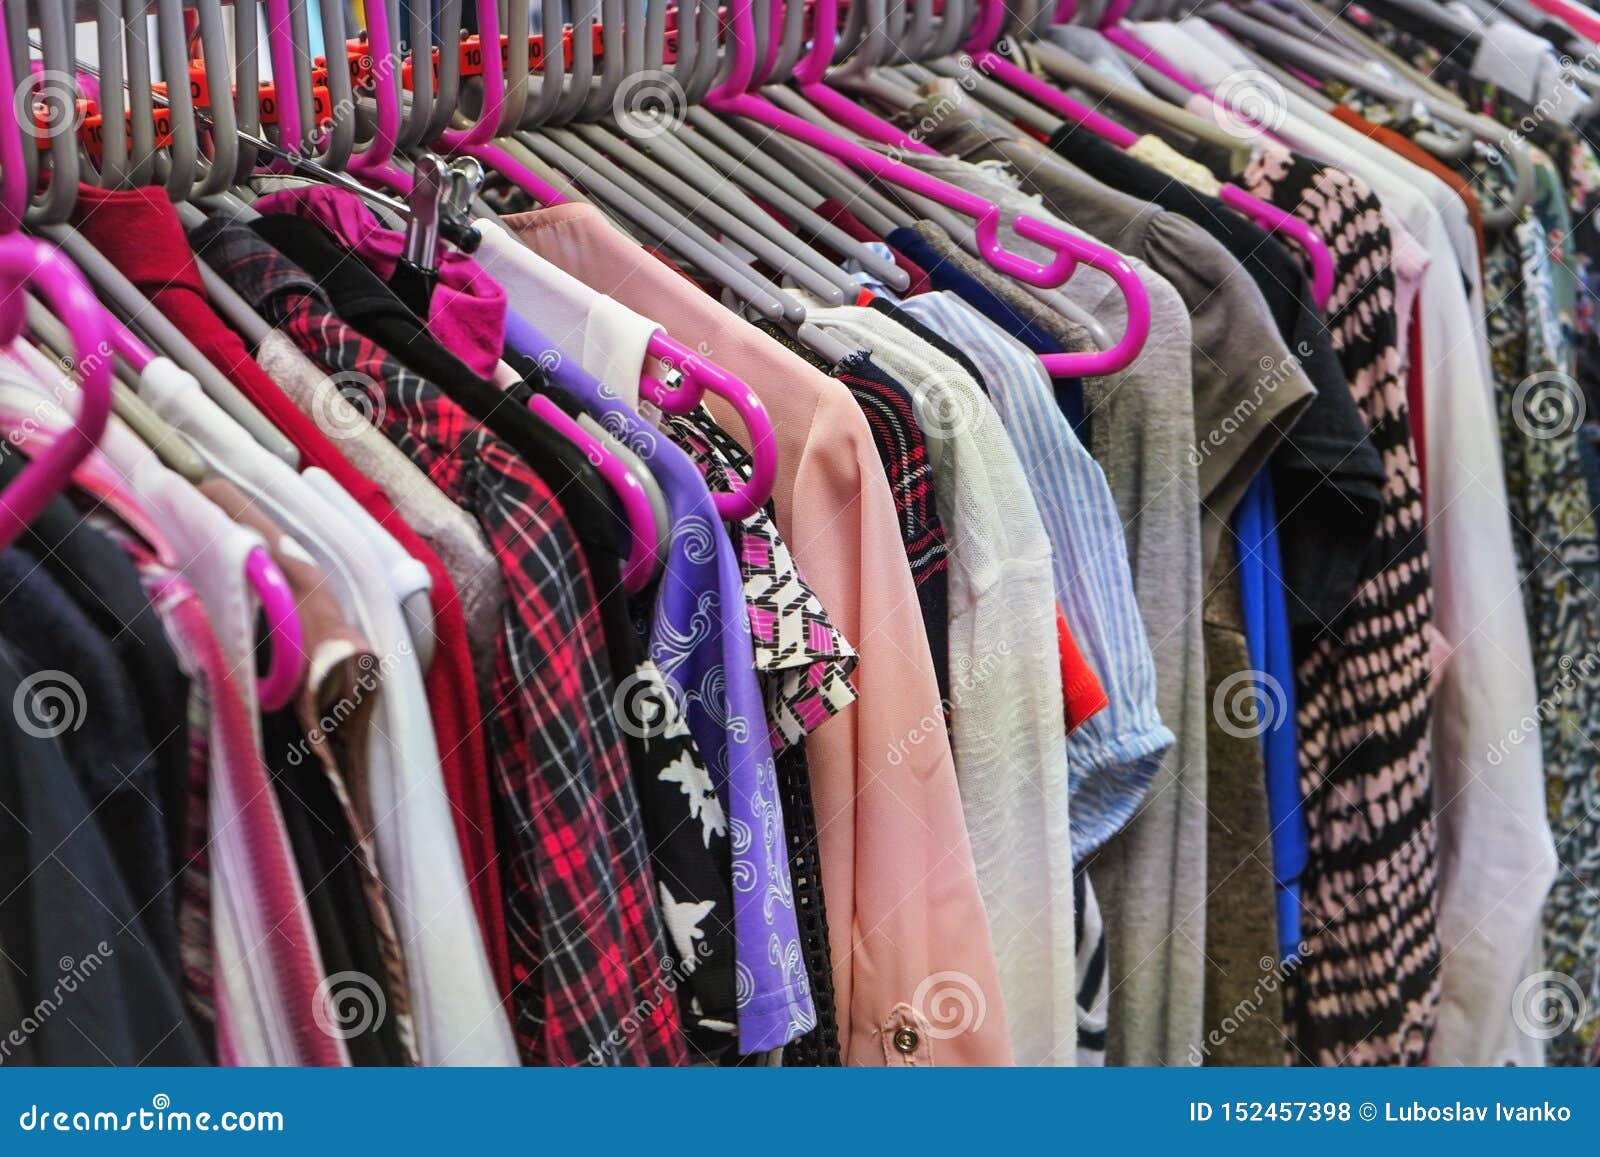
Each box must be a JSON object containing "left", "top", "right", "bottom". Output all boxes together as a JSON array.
[
  {"left": 908, "top": 116, "right": 1316, "bottom": 571},
  {"left": 896, "top": 147, "right": 1211, "bottom": 1066}
]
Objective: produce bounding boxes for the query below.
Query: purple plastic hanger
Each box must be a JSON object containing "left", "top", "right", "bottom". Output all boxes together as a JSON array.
[
  {"left": 1007, "top": 0, "right": 1336, "bottom": 309},
  {"left": 704, "top": 0, "right": 1150, "bottom": 377}
]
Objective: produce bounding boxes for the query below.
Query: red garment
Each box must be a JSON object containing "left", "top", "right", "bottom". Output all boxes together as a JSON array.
[
  {"left": 815, "top": 198, "right": 935, "bottom": 295},
  {"left": 72, "top": 185, "right": 513, "bottom": 1007},
  {"left": 1056, "top": 606, "right": 1109, "bottom": 735}
]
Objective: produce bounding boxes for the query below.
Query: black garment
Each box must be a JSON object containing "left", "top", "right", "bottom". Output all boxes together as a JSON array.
[
  {"left": 0, "top": 550, "right": 185, "bottom": 985},
  {"left": 0, "top": 634, "right": 206, "bottom": 1065},
  {"left": 0, "top": 455, "right": 192, "bottom": 901},
  {"left": 249, "top": 213, "right": 631, "bottom": 581},
  {"left": 1050, "top": 126, "right": 1388, "bottom": 638},
  {"left": 260, "top": 710, "right": 408, "bottom": 1066},
  {"left": 777, "top": 742, "right": 841, "bottom": 1067}
]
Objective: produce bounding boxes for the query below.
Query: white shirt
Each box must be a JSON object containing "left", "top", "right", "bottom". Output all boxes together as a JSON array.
[
  {"left": 476, "top": 216, "right": 659, "bottom": 408},
  {"left": 138, "top": 360, "right": 519, "bottom": 1066},
  {"left": 796, "top": 298, "right": 1079, "bottom": 1066}
]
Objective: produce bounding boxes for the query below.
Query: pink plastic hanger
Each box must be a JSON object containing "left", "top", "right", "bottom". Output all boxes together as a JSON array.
[
  {"left": 345, "top": 0, "right": 568, "bottom": 205},
  {"left": 528, "top": 395, "right": 661, "bottom": 592},
  {"left": 705, "top": 0, "right": 1150, "bottom": 377},
  {"left": 440, "top": 3, "right": 778, "bottom": 519},
  {"left": 996, "top": 0, "right": 1335, "bottom": 309},
  {"left": 343, "top": 3, "right": 777, "bottom": 523},
  {"left": 790, "top": 0, "right": 940, "bottom": 155},
  {"left": 264, "top": 0, "right": 309, "bottom": 155},
  {"left": 1094, "top": 0, "right": 1212, "bottom": 97},
  {"left": 642, "top": 333, "right": 778, "bottom": 522},
  {"left": 90, "top": 2, "right": 305, "bottom": 709},
  {"left": 0, "top": 238, "right": 114, "bottom": 553}
]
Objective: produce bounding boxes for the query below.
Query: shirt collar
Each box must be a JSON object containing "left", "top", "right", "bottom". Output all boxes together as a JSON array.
[{"left": 187, "top": 216, "right": 334, "bottom": 315}]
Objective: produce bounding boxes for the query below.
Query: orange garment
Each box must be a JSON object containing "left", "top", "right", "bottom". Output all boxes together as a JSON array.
[{"left": 1330, "top": 104, "right": 1487, "bottom": 281}]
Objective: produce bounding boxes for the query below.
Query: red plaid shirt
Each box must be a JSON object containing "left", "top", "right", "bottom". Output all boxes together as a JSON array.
[{"left": 200, "top": 222, "right": 685, "bottom": 1066}]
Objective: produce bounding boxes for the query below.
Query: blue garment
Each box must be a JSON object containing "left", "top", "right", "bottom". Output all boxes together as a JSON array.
[
  {"left": 503, "top": 308, "right": 816, "bottom": 1052},
  {"left": 885, "top": 289, "right": 1172, "bottom": 861},
  {"left": 888, "top": 226, "right": 1090, "bottom": 442},
  {"left": 1233, "top": 472, "right": 1305, "bottom": 962}
]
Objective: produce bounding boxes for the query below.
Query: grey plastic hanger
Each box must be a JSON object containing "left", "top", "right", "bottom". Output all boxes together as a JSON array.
[
  {"left": 1205, "top": 3, "right": 1532, "bottom": 227},
  {"left": 34, "top": 23, "right": 298, "bottom": 466},
  {"left": 547, "top": 126, "right": 817, "bottom": 320},
  {"left": 924, "top": 0, "right": 972, "bottom": 60},
  {"left": 600, "top": 126, "right": 858, "bottom": 301},
  {"left": 826, "top": 0, "right": 918, "bottom": 109},
  {"left": 766, "top": 0, "right": 813, "bottom": 84},
  {"left": 90, "top": 0, "right": 129, "bottom": 188},
  {"left": 727, "top": 107, "right": 909, "bottom": 234},
  {"left": 174, "top": 203, "right": 273, "bottom": 347},
  {"left": 584, "top": 0, "right": 629, "bottom": 117},
  {"left": 596, "top": 0, "right": 875, "bottom": 299},
  {"left": 496, "top": 134, "right": 590, "bottom": 201},
  {"left": 517, "top": 0, "right": 568, "bottom": 129},
  {"left": 553, "top": 0, "right": 600, "bottom": 123},
  {"left": 123, "top": 0, "right": 162, "bottom": 187},
  {"left": 26, "top": 295, "right": 211, "bottom": 485},
  {"left": 672, "top": 117, "right": 912, "bottom": 289},
  {"left": 668, "top": 0, "right": 851, "bottom": 224},
  {"left": 154, "top": 0, "right": 200, "bottom": 200},
  {"left": 396, "top": 0, "right": 438, "bottom": 149},
  {"left": 756, "top": 74, "right": 1119, "bottom": 356},
  {"left": 23, "top": 0, "right": 80, "bottom": 222},
  {"left": 429, "top": 0, "right": 467, "bottom": 140},
  {"left": 515, "top": 128, "right": 795, "bottom": 321},
  {"left": 1012, "top": 38, "right": 1255, "bottom": 169},
  {"left": 1298, "top": 0, "right": 1473, "bottom": 107},
  {"left": 680, "top": 106, "right": 890, "bottom": 236},
  {"left": 687, "top": 0, "right": 725, "bottom": 101},
  {"left": 1194, "top": 11, "right": 1475, "bottom": 157},
  {"left": 68, "top": 1, "right": 236, "bottom": 197},
  {"left": 38, "top": 222, "right": 301, "bottom": 467}
]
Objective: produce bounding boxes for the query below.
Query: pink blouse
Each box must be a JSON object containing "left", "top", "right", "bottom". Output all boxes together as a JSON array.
[{"left": 506, "top": 203, "right": 1013, "bottom": 1066}]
